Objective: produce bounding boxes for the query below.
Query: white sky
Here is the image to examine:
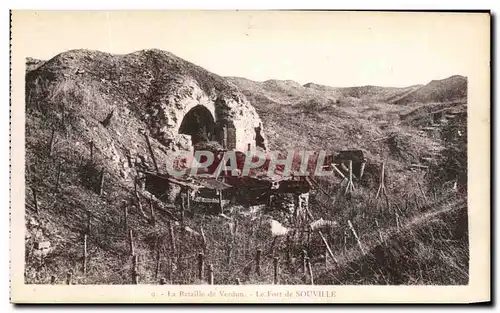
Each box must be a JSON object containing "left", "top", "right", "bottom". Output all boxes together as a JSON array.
[{"left": 14, "top": 10, "right": 489, "bottom": 87}]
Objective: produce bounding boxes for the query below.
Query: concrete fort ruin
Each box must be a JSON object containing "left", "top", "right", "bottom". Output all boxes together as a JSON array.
[
  {"left": 145, "top": 76, "right": 269, "bottom": 153},
  {"left": 136, "top": 76, "right": 316, "bottom": 219},
  {"left": 139, "top": 147, "right": 368, "bottom": 221},
  {"left": 141, "top": 169, "right": 313, "bottom": 219},
  {"left": 139, "top": 95, "right": 369, "bottom": 220},
  {"left": 177, "top": 103, "right": 267, "bottom": 152},
  {"left": 138, "top": 95, "right": 315, "bottom": 218}
]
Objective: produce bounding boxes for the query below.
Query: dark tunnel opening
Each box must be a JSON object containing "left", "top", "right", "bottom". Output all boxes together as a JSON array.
[{"left": 178, "top": 105, "right": 217, "bottom": 147}]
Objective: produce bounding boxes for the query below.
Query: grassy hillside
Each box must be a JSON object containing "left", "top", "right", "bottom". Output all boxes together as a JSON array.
[
  {"left": 391, "top": 75, "right": 467, "bottom": 105},
  {"left": 226, "top": 76, "right": 462, "bottom": 194},
  {"left": 316, "top": 196, "right": 468, "bottom": 285},
  {"left": 25, "top": 50, "right": 468, "bottom": 285}
]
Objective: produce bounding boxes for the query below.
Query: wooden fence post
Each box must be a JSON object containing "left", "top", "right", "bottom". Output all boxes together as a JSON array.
[
  {"left": 236, "top": 278, "right": 241, "bottom": 285},
  {"left": 176, "top": 223, "right": 184, "bottom": 275},
  {"left": 83, "top": 234, "right": 88, "bottom": 275},
  {"left": 186, "top": 188, "right": 191, "bottom": 210},
  {"left": 169, "top": 223, "right": 176, "bottom": 255},
  {"left": 273, "top": 257, "right": 279, "bottom": 285},
  {"left": 200, "top": 227, "right": 207, "bottom": 255},
  {"left": 229, "top": 219, "right": 237, "bottom": 266},
  {"left": 89, "top": 141, "right": 94, "bottom": 162},
  {"left": 306, "top": 257, "right": 314, "bottom": 285},
  {"left": 167, "top": 257, "right": 173, "bottom": 283},
  {"left": 343, "top": 230, "right": 347, "bottom": 251},
  {"left": 233, "top": 218, "right": 238, "bottom": 238},
  {"left": 268, "top": 192, "right": 273, "bottom": 211},
  {"left": 344, "top": 160, "right": 355, "bottom": 195},
  {"left": 226, "top": 245, "right": 233, "bottom": 267},
  {"left": 208, "top": 264, "right": 214, "bottom": 285},
  {"left": 414, "top": 193, "right": 420, "bottom": 210},
  {"left": 359, "top": 161, "right": 366, "bottom": 179},
  {"left": 123, "top": 206, "right": 128, "bottom": 231},
  {"left": 375, "top": 162, "right": 387, "bottom": 200},
  {"left": 375, "top": 219, "right": 385, "bottom": 246},
  {"left": 318, "top": 231, "right": 338, "bottom": 264},
  {"left": 395, "top": 203, "right": 404, "bottom": 217},
  {"left": 86, "top": 211, "right": 92, "bottom": 235},
  {"left": 417, "top": 182, "right": 427, "bottom": 202},
  {"left": 55, "top": 161, "right": 62, "bottom": 192},
  {"left": 149, "top": 196, "right": 155, "bottom": 226},
  {"left": 286, "top": 234, "right": 292, "bottom": 272},
  {"left": 302, "top": 250, "right": 308, "bottom": 273},
  {"left": 32, "top": 187, "right": 39, "bottom": 215},
  {"left": 348, "top": 220, "right": 365, "bottom": 254},
  {"left": 385, "top": 192, "right": 391, "bottom": 212},
  {"left": 255, "top": 249, "right": 262, "bottom": 276},
  {"left": 155, "top": 244, "right": 161, "bottom": 280},
  {"left": 132, "top": 255, "right": 139, "bottom": 284},
  {"left": 218, "top": 190, "right": 224, "bottom": 214},
  {"left": 129, "top": 229, "right": 135, "bottom": 256},
  {"left": 144, "top": 133, "right": 159, "bottom": 173},
  {"left": 134, "top": 180, "right": 148, "bottom": 219},
  {"left": 222, "top": 127, "right": 227, "bottom": 149},
  {"left": 306, "top": 228, "right": 311, "bottom": 251},
  {"left": 98, "top": 168, "right": 105, "bottom": 196},
  {"left": 198, "top": 253, "right": 204, "bottom": 281},
  {"left": 180, "top": 195, "right": 185, "bottom": 224},
  {"left": 66, "top": 272, "right": 72, "bottom": 285},
  {"left": 48, "top": 128, "right": 55, "bottom": 157}
]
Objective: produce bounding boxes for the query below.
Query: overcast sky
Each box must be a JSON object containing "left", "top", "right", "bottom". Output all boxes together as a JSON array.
[{"left": 15, "top": 11, "right": 489, "bottom": 87}]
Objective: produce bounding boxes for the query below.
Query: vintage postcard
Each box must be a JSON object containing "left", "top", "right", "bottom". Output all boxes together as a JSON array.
[{"left": 10, "top": 10, "right": 490, "bottom": 303}]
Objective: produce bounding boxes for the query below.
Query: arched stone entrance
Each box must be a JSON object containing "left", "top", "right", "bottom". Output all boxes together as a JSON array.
[{"left": 178, "top": 105, "right": 217, "bottom": 147}]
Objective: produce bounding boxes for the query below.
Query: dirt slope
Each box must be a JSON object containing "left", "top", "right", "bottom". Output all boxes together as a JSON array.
[
  {"left": 24, "top": 49, "right": 266, "bottom": 284},
  {"left": 316, "top": 197, "right": 469, "bottom": 285},
  {"left": 303, "top": 82, "right": 423, "bottom": 102},
  {"left": 391, "top": 75, "right": 467, "bottom": 105},
  {"left": 227, "top": 76, "right": 455, "bottom": 191}
]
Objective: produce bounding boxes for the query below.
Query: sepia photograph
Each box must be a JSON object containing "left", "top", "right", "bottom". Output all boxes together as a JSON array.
[{"left": 10, "top": 10, "right": 490, "bottom": 303}]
